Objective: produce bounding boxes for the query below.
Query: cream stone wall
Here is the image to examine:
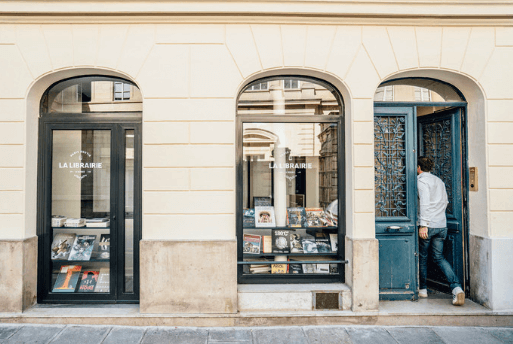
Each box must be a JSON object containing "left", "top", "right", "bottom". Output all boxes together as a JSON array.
[{"left": 0, "top": 18, "right": 511, "bottom": 311}]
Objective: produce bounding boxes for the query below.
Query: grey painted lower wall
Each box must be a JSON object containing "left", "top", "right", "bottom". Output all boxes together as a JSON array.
[
  {"left": 0, "top": 236, "right": 37, "bottom": 313},
  {"left": 470, "top": 235, "right": 513, "bottom": 311}
]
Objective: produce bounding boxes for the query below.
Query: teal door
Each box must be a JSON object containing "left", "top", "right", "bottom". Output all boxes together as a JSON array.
[
  {"left": 374, "top": 106, "right": 418, "bottom": 300},
  {"left": 418, "top": 108, "right": 466, "bottom": 293}
]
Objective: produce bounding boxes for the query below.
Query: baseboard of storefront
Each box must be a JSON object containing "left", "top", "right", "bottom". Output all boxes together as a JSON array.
[{"left": 0, "top": 299, "right": 512, "bottom": 327}]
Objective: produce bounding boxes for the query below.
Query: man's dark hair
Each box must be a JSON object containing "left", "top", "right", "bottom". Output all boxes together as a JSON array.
[{"left": 418, "top": 156, "right": 434, "bottom": 172}]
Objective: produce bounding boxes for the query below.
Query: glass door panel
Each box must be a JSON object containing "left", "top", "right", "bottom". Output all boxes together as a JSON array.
[
  {"left": 124, "top": 130, "right": 134, "bottom": 293},
  {"left": 50, "top": 130, "right": 111, "bottom": 294}
]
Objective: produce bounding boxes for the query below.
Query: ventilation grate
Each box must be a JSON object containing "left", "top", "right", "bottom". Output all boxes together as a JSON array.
[{"left": 314, "top": 292, "right": 340, "bottom": 310}]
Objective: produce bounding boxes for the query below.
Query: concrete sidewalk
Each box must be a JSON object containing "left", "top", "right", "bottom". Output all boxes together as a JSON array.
[{"left": 0, "top": 324, "right": 512, "bottom": 344}]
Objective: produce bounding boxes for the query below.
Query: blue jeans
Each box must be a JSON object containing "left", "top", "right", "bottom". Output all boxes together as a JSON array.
[{"left": 419, "top": 227, "right": 461, "bottom": 290}]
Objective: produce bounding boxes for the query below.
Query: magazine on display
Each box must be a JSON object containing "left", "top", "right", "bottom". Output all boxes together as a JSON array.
[
  {"left": 77, "top": 271, "right": 99, "bottom": 292},
  {"left": 51, "top": 233, "right": 76, "bottom": 260},
  {"left": 255, "top": 206, "right": 276, "bottom": 228},
  {"left": 329, "top": 233, "right": 338, "bottom": 252},
  {"left": 271, "top": 255, "right": 288, "bottom": 274},
  {"left": 302, "top": 263, "right": 315, "bottom": 274},
  {"left": 52, "top": 265, "right": 82, "bottom": 293},
  {"left": 289, "top": 258, "right": 303, "bottom": 274},
  {"left": 243, "top": 208, "right": 255, "bottom": 228},
  {"left": 97, "top": 234, "right": 110, "bottom": 259},
  {"left": 243, "top": 234, "right": 261, "bottom": 254},
  {"left": 68, "top": 235, "right": 97, "bottom": 261},
  {"left": 272, "top": 229, "right": 291, "bottom": 254},
  {"left": 289, "top": 233, "right": 304, "bottom": 253},
  {"left": 262, "top": 235, "right": 272, "bottom": 253},
  {"left": 315, "top": 233, "right": 331, "bottom": 253},
  {"left": 302, "top": 235, "right": 318, "bottom": 253},
  {"left": 95, "top": 268, "right": 110, "bottom": 293},
  {"left": 305, "top": 208, "right": 333, "bottom": 227},
  {"left": 287, "top": 207, "right": 307, "bottom": 228},
  {"left": 315, "top": 264, "right": 330, "bottom": 274}
]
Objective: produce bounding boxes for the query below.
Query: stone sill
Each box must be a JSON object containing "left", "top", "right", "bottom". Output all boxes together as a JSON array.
[{"left": 238, "top": 283, "right": 351, "bottom": 293}]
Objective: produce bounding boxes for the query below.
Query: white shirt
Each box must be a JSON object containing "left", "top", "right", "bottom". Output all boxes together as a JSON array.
[{"left": 417, "top": 172, "right": 449, "bottom": 228}]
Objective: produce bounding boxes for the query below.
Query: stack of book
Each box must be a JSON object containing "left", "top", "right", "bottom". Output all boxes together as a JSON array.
[
  {"left": 52, "top": 215, "right": 67, "bottom": 227},
  {"left": 86, "top": 218, "right": 110, "bottom": 228},
  {"left": 65, "top": 218, "right": 86, "bottom": 227},
  {"left": 248, "top": 258, "right": 271, "bottom": 274}
]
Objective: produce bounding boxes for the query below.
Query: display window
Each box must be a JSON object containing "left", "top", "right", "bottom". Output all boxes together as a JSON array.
[
  {"left": 237, "top": 77, "right": 345, "bottom": 283},
  {"left": 37, "top": 76, "right": 141, "bottom": 303}
]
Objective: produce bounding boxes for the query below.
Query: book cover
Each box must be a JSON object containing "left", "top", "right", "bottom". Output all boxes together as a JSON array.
[
  {"left": 243, "top": 234, "right": 261, "bottom": 254},
  {"left": 255, "top": 206, "right": 276, "bottom": 228},
  {"left": 95, "top": 268, "right": 110, "bottom": 293},
  {"left": 272, "top": 229, "right": 291, "bottom": 254},
  {"left": 315, "top": 263, "right": 330, "bottom": 274},
  {"left": 51, "top": 233, "right": 76, "bottom": 260},
  {"left": 302, "top": 263, "right": 315, "bottom": 274},
  {"left": 52, "top": 265, "right": 82, "bottom": 293},
  {"left": 243, "top": 208, "right": 255, "bottom": 228},
  {"left": 97, "top": 234, "right": 110, "bottom": 259},
  {"left": 68, "top": 235, "right": 97, "bottom": 261},
  {"left": 305, "top": 208, "right": 327, "bottom": 227},
  {"left": 329, "top": 233, "right": 338, "bottom": 252},
  {"left": 262, "top": 235, "right": 272, "bottom": 253},
  {"left": 289, "top": 261, "right": 303, "bottom": 274},
  {"left": 253, "top": 197, "right": 272, "bottom": 206},
  {"left": 77, "top": 271, "right": 99, "bottom": 292},
  {"left": 315, "top": 233, "right": 331, "bottom": 253},
  {"left": 302, "top": 235, "right": 318, "bottom": 253},
  {"left": 330, "top": 264, "right": 339, "bottom": 274},
  {"left": 271, "top": 255, "right": 288, "bottom": 274},
  {"left": 289, "top": 233, "right": 304, "bottom": 253},
  {"left": 287, "top": 207, "right": 307, "bottom": 228}
]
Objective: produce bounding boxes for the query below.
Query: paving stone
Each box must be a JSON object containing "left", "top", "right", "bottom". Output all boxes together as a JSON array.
[
  {"left": 208, "top": 342, "right": 252, "bottom": 344},
  {"left": 346, "top": 327, "right": 398, "bottom": 344},
  {"left": 102, "top": 327, "right": 146, "bottom": 344},
  {"left": 433, "top": 327, "right": 504, "bottom": 344},
  {"left": 252, "top": 327, "right": 309, "bottom": 344},
  {"left": 6, "top": 325, "right": 64, "bottom": 344},
  {"left": 50, "top": 325, "right": 111, "bottom": 344},
  {"left": 141, "top": 327, "right": 208, "bottom": 344},
  {"left": 387, "top": 327, "right": 444, "bottom": 344},
  {"left": 208, "top": 328, "right": 253, "bottom": 342},
  {"left": 304, "top": 326, "right": 352, "bottom": 344},
  {"left": 484, "top": 327, "right": 513, "bottom": 343},
  {"left": 0, "top": 325, "right": 21, "bottom": 341}
]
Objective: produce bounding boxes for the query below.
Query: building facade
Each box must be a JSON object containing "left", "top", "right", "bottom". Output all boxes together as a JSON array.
[{"left": 0, "top": 0, "right": 512, "bottom": 316}]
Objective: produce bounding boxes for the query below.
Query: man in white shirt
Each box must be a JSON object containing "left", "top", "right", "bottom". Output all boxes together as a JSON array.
[{"left": 417, "top": 156, "right": 465, "bottom": 306}]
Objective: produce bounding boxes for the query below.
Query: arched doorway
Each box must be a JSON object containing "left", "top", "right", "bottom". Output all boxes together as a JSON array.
[
  {"left": 37, "top": 76, "right": 142, "bottom": 303},
  {"left": 374, "top": 78, "right": 468, "bottom": 301}
]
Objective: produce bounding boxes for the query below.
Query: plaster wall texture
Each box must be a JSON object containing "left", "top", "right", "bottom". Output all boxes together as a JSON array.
[
  {"left": 140, "top": 239, "right": 237, "bottom": 314},
  {"left": 0, "top": 21, "right": 510, "bottom": 312}
]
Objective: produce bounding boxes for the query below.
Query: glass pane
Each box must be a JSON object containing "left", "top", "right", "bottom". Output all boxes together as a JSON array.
[
  {"left": 42, "top": 76, "right": 142, "bottom": 114},
  {"left": 51, "top": 130, "right": 111, "bottom": 293},
  {"left": 374, "top": 116, "right": 407, "bottom": 217},
  {"left": 242, "top": 122, "right": 339, "bottom": 275},
  {"left": 238, "top": 78, "right": 340, "bottom": 116},
  {"left": 374, "top": 78, "right": 463, "bottom": 102},
  {"left": 125, "top": 130, "right": 135, "bottom": 293}
]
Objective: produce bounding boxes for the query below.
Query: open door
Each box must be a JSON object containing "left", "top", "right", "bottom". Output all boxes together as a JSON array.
[{"left": 417, "top": 107, "right": 466, "bottom": 294}]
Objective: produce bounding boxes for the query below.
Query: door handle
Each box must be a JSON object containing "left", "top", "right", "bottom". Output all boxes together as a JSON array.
[{"left": 386, "top": 226, "right": 403, "bottom": 232}]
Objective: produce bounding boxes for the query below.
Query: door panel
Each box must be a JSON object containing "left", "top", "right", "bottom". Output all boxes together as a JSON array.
[
  {"left": 418, "top": 108, "right": 465, "bottom": 293},
  {"left": 374, "top": 106, "right": 417, "bottom": 300}
]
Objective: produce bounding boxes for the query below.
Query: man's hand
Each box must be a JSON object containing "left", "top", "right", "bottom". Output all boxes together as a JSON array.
[{"left": 419, "top": 226, "right": 428, "bottom": 240}]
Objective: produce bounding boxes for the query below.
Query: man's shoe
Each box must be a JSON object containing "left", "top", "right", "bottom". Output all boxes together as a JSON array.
[
  {"left": 419, "top": 289, "right": 428, "bottom": 298},
  {"left": 452, "top": 287, "right": 465, "bottom": 306}
]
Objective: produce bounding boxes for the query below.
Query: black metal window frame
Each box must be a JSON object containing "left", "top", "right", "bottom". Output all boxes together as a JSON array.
[
  {"left": 37, "top": 111, "right": 142, "bottom": 303},
  {"left": 236, "top": 75, "right": 346, "bottom": 284}
]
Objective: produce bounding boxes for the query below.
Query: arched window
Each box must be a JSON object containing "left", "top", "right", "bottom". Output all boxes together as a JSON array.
[
  {"left": 236, "top": 76, "right": 345, "bottom": 284},
  {"left": 374, "top": 78, "right": 464, "bottom": 103},
  {"left": 41, "top": 76, "right": 142, "bottom": 115}
]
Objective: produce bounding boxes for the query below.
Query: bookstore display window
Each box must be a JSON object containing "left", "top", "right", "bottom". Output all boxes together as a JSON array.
[
  {"left": 38, "top": 76, "right": 141, "bottom": 303},
  {"left": 237, "top": 77, "right": 345, "bottom": 283}
]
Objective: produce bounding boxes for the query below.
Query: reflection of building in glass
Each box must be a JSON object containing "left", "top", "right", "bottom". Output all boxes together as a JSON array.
[{"left": 240, "top": 79, "right": 339, "bottom": 210}]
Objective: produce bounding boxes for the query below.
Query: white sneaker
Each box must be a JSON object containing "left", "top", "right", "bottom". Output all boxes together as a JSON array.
[
  {"left": 452, "top": 287, "right": 465, "bottom": 306},
  {"left": 419, "top": 289, "right": 428, "bottom": 298}
]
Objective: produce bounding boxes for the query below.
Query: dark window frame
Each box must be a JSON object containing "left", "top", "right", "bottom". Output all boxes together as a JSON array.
[{"left": 236, "top": 75, "right": 346, "bottom": 284}]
